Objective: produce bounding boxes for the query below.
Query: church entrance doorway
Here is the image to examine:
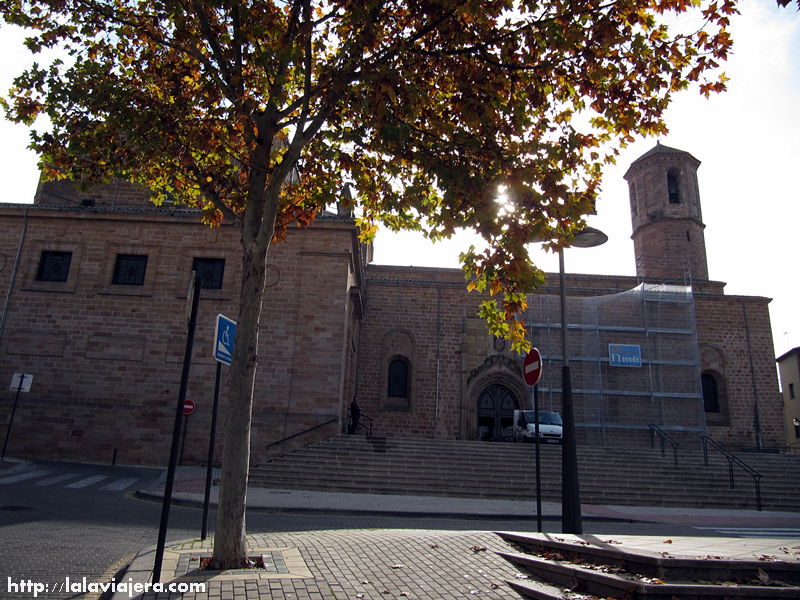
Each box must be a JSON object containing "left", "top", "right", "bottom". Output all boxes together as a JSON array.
[{"left": 477, "top": 383, "right": 519, "bottom": 441}]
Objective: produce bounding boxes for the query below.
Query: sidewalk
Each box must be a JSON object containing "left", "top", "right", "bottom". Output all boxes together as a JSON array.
[
  {"left": 138, "top": 465, "right": 800, "bottom": 527},
  {"left": 111, "top": 467, "right": 800, "bottom": 599}
]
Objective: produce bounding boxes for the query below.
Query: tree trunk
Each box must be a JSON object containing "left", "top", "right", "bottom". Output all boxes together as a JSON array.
[
  {"left": 209, "top": 116, "right": 283, "bottom": 568},
  {"left": 210, "top": 233, "right": 268, "bottom": 568}
]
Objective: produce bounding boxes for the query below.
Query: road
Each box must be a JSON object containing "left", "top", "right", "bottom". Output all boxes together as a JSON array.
[{"left": 0, "top": 459, "right": 794, "bottom": 599}]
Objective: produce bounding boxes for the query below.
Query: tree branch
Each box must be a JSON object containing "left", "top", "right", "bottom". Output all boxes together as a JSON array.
[
  {"left": 191, "top": 1, "right": 237, "bottom": 98},
  {"left": 299, "top": 0, "right": 314, "bottom": 129},
  {"left": 67, "top": 0, "right": 239, "bottom": 104}
]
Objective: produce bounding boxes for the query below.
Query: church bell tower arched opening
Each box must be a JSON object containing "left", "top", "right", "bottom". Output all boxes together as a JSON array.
[{"left": 625, "top": 142, "right": 709, "bottom": 283}]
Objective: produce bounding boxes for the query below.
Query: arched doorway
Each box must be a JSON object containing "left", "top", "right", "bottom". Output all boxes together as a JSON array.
[{"left": 477, "top": 383, "right": 519, "bottom": 441}]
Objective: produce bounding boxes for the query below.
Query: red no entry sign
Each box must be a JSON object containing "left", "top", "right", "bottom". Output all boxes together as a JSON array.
[
  {"left": 523, "top": 348, "right": 543, "bottom": 386},
  {"left": 183, "top": 399, "right": 196, "bottom": 415}
]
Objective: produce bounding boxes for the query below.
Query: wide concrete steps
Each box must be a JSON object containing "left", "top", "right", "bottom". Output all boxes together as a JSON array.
[
  {"left": 497, "top": 532, "right": 800, "bottom": 599},
  {"left": 249, "top": 436, "right": 800, "bottom": 511}
]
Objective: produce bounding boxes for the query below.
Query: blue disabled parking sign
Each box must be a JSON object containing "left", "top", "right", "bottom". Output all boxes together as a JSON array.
[{"left": 214, "top": 314, "right": 237, "bottom": 365}]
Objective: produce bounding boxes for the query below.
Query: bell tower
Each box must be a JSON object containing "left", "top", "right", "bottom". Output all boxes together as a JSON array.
[{"left": 624, "top": 142, "right": 709, "bottom": 282}]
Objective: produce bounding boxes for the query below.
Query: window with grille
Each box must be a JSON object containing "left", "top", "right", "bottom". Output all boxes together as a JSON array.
[
  {"left": 36, "top": 251, "right": 72, "bottom": 282},
  {"left": 192, "top": 257, "right": 225, "bottom": 290},
  {"left": 112, "top": 254, "right": 148, "bottom": 285}
]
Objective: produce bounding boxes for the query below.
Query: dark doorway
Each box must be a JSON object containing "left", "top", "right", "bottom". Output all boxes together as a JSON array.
[{"left": 477, "top": 384, "right": 519, "bottom": 441}]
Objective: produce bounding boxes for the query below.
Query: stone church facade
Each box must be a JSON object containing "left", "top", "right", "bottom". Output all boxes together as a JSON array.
[{"left": 0, "top": 144, "right": 784, "bottom": 466}]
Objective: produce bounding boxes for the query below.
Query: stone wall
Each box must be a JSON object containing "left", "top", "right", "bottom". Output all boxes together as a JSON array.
[
  {"left": 358, "top": 265, "right": 784, "bottom": 450},
  {"left": 695, "top": 293, "right": 784, "bottom": 449},
  {"left": 0, "top": 204, "right": 360, "bottom": 466},
  {"left": 0, "top": 204, "right": 784, "bottom": 464}
]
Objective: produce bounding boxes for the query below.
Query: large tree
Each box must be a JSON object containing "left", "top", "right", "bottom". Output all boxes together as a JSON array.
[{"left": 3, "top": 0, "right": 735, "bottom": 567}]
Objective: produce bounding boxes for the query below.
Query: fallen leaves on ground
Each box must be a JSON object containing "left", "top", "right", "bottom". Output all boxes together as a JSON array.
[
  {"left": 470, "top": 545, "right": 488, "bottom": 553},
  {"left": 539, "top": 551, "right": 566, "bottom": 561}
]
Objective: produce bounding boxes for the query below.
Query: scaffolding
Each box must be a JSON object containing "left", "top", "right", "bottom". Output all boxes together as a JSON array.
[{"left": 525, "top": 283, "right": 706, "bottom": 447}]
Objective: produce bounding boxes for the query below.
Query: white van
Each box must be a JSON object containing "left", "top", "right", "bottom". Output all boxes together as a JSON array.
[{"left": 512, "top": 409, "right": 563, "bottom": 444}]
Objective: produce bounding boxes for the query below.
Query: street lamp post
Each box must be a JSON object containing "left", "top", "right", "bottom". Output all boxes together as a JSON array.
[{"left": 559, "top": 227, "right": 607, "bottom": 534}]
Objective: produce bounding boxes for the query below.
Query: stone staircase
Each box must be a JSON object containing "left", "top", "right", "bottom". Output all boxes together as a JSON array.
[
  {"left": 249, "top": 436, "right": 800, "bottom": 511},
  {"left": 497, "top": 531, "right": 800, "bottom": 599}
]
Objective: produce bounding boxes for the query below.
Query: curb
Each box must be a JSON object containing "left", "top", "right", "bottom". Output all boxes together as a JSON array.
[
  {"left": 132, "top": 488, "right": 641, "bottom": 523},
  {"left": 110, "top": 544, "right": 157, "bottom": 600}
]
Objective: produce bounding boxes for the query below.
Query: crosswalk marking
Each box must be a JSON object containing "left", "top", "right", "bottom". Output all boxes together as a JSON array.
[
  {"left": 64, "top": 474, "right": 109, "bottom": 489},
  {"left": 0, "top": 470, "right": 50, "bottom": 484},
  {"left": 98, "top": 477, "right": 138, "bottom": 491},
  {"left": 0, "top": 466, "right": 145, "bottom": 492},
  {"left": 36, "top": 473, "right": 79, "bottom": 486}
]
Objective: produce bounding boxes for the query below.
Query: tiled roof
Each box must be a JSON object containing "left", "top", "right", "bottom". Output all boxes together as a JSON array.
[{"left": 630, "top": 141, "right": 700, "bottom": 166}]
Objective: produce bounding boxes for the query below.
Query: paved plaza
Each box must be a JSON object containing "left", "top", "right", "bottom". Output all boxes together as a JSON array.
[{"left": 2, "top": 458, "right": 800, "bottom": 600}]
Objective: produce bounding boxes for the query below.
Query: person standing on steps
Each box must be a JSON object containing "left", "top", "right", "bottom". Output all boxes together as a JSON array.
[{"left": 349, "top": 398, "right": 361, "bottom": 434}]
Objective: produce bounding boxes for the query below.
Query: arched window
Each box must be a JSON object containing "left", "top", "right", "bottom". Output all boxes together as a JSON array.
[
  {"left": 702, "top": 372, "right": 720, "bottom": 413},
  {"left": 629, "top": 182, "right": 638, "bottom": 215},
  {"left": 387, "top": 358, "right": 409, "bottom": 398},
  {"left": 667, "top": 169, "right": 681, "bottom": 204}
]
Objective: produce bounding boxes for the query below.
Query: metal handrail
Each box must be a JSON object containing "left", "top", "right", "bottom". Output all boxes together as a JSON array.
[
  {"left": 348, "top": 410, "right": 373, "bottom": 438},
  {"left": 700, "top": 435, "right": 763, "bottom": 511},
  {"left": 648, "top": 424, "right": 679, "bottom": 466},
  {"left": 264, "top": 418, "right": 337, "bottom": 454}
]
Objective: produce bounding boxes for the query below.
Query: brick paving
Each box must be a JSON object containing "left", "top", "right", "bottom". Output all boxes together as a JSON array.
[
  {"left": 133, "top": 530, "right": 525, "bottom": 600},
  {"left": 125, "top": 528, "right": 800, "bottom": 600}
]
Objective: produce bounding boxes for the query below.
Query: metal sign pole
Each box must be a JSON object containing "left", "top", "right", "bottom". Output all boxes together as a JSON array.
[
  {"left": 523, "top": 347, "right": 544, "bottom": 533},
  {"left": 178, "top": 412, "right": 189, "bottom": 466},
  {"left": 202, "top": 314, "right": 235, "bottom": 539},
  {"left": 533, "top": 384, "right": 542, "bottom": 532},
  {"left": 2, "top": 374, "right": 26, "bottom": 459},
  {"left": 153, "top": 274, "right": 201, "bottom": 582},
  {"left": 201, "top": 362, "right": 222, "bottom": 540}
]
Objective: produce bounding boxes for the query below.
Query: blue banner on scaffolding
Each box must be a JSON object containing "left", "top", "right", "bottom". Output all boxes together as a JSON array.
[{"left": 608, "top": 344, "right": 642, "bottom": 367}]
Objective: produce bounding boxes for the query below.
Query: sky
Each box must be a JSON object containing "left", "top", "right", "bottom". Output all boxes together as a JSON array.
[{"left": 0, "top": 0, "right": 798, "bottom": 358}]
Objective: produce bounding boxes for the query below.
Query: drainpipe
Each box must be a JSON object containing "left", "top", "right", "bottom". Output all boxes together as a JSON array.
[
  {"left": 434, "top": 286, "right": 441, "bottom": 438},
  {"left": 0, "top": 210, "right": 29, "bottom": 343}
]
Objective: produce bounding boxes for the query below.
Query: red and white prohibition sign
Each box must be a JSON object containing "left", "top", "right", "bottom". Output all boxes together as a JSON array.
[{"left": 523, "top": 347, "right": 543, "bottom": 386}]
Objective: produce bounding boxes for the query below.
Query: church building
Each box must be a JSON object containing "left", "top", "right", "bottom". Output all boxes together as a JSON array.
[{"left": 0, "top": 144, "right": 784, "bottom": 465}]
